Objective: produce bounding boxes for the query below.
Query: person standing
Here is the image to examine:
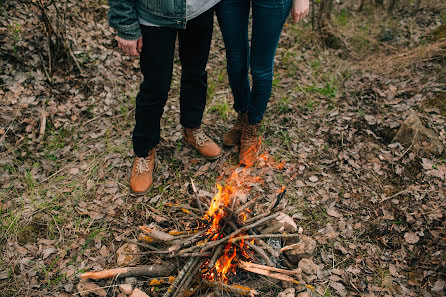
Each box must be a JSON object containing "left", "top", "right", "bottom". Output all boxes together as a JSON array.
[
  {"left": 109, "top": 0, "right": 222, "bottom": 195},
  {"left": 217, "top": 0, "right": 309, "bottom": 166}
]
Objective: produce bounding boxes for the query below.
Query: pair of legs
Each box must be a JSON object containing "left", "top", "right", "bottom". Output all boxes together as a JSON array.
[
  {"left": 133, "top": 8, "right": 214, "bottom": 158},
  {"left": 216, "top": 0, "right": 293, "bottom": 125},
  {"left": 130, "top": 7, "right": 222, "bottom": 195}
]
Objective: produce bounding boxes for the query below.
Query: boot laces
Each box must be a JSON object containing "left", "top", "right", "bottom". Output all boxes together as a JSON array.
[
  {"left": 136, "top": 156, "right": 151, "bottom": 174},
  {"left": 193, "top": 129, "right": 210, "bottom": 147},
  {"left": 243, "top": 125, "right": 258, "bottom": 148}
]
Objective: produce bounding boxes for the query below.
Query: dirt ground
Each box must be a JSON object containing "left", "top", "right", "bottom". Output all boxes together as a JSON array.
[{"left": 1, "top": 0, "right": 445, "bottom": 296}]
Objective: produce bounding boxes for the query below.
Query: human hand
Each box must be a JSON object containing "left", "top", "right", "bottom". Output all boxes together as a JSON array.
[
  {"left": 116, "top": 36, "right": 143, "bottom": 56},
  {"left": 291, "top": 0, "right": 309, "bottom": 24}
]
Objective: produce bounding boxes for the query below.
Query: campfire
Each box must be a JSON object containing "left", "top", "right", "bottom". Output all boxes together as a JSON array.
[{"left": 81, "top": 155, "right": 313, "bottom": 296}]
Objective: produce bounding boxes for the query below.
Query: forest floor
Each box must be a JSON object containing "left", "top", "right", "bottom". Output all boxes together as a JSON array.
[{"left": 1, "top": 1, "right": 445, "bottom": 296}]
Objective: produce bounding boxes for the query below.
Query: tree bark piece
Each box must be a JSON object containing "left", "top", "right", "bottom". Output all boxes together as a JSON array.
[{"left": 81, "top": 264, "right": 175, "bottom": 280}]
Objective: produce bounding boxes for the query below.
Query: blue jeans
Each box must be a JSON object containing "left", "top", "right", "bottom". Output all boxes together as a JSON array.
[{"left": 217, "top": 0, "right": 292, "bottom": 124}]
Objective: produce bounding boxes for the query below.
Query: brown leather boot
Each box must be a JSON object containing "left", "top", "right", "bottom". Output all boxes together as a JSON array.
[
  {"left": 223, "top": 112, "right": 248, "bottom": 147},
  {"left": 130, "top": 149, "right": 155, "bottom": 195},
  {"left": 183, "top": 126, "right": 223, "bottom": 160},
  {"left": 239, "top": 123, "right": 261, "bottom": 167}
]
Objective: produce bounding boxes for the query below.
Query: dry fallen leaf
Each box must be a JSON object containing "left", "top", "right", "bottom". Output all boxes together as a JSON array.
[{"left": 327, "top": 208, "right": 342, "bottom": 218}]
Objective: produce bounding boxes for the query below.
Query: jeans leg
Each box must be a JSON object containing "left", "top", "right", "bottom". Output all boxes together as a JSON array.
[
  {"left": 249, "top": 0, "right": 292, "bottom": 124},
  {"left": 178, "top": 7, "right": 215, "bottom": 129},
  {"left": 133, "top": 25, "right": 177, "bottom": 157},
  {"left": 216, "top": 0, "right": 251, "bottom": 114}
]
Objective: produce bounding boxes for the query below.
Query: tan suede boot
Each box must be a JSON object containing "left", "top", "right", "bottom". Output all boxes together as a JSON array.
[
  {"left": 130, "top": 148, "right": 155, "bottom": 195},
  {"left": 239, "top": 123, "right": 261, "bottom": 167},
  {"left": 223, "top": 112, "right": 248, "bottom": 147},
  {"left": 183, "top": 126, "right": 223, "bottom": 160}
]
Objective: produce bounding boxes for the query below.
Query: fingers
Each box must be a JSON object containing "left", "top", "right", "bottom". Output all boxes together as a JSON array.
[
  {"left": 137, "top": 37, "right": 143, "bottom": 53},
  {"left": 115, "top": 36, "right": 140, "bottom": 56}
]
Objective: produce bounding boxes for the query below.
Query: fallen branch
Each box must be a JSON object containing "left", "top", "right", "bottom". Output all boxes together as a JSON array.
[
  {"left": 203, "top": 280, "right": 258, "bottom": 296},
  {"left": 81, "top": 264, "right": 175, "bottom": 280}
]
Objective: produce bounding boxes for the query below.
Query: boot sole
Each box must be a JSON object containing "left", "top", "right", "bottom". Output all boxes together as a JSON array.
[
  {"left": 182, "top": 138, "right": 223, "bottom": 160},
  {"left": 129, "top": 155, "right": 157, "bottom": 196}
]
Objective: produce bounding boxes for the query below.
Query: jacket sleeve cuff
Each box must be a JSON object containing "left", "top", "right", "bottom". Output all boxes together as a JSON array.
[{"left": 116, "top": 22, "right": 142, "bottom": 40}]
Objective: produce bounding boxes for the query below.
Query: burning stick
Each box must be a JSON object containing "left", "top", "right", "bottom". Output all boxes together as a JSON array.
[
  {"left": 203, "top": 280, "right": 258, "bottom": 296},
  {"left": 80, "top": 264, "right": 175, "bottom": 280},
  {"left": 208, "top": 245, "right": 225, "bottom": 269},
  {"left": 198, "top": 212, "right": 280, "bottom": 253}
]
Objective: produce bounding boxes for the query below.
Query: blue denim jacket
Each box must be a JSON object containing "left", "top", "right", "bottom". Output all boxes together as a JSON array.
[{"left": 109, "top": 0, "right": 187, "bottom": 40}]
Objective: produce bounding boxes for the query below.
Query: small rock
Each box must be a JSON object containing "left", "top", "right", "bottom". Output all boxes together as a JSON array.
[
  {"left": 277, "top": 287, "right": 295, "bottom": 297},
  {"left": 125, "top": 277, "right": 138, "bottom": 284},
  {"left": 432, "top": 279, "right": 445, "bottom": 292},
  {"left": 297, "top": 293, "right": 311, "bottom": 297},
  {"left": 393, "top": 112, "right": 445, "bottom": 156},
  {"left": 404, "top": 231, "right": 420, "bottom": 244},
  {"left": 117, "top": 243, "right": 141, "bottom": 266},
  {"left": 283, "top": 235, "right": 317, "bottom": 264},
  {"left": 309, "top": 175, "right": 318, "bottom": 183},
  {"left": 298, "top": 258, "right": 319, "bottom": 275},
  {"left": 119, "top": 283, "right": 133, "bottom": 295},
  {"left": 130, "top": 288, "right": 150, "bottom": 297}
]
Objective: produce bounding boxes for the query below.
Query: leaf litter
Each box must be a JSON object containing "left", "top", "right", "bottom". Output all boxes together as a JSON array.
[{"left": 0, "top": 0, "right": 445, "bottom": 296}]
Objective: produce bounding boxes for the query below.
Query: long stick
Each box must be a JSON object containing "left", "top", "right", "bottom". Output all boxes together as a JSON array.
[
  {"left": 228, "top": 233, "right": 299, "bottom": 243},
  {"left": 176, "top": 259, "right": 205, "bottom": 297},
  {"left": 81, "top": 264, "right": 175, "bottom": 280},
  {"left": 163, "top": 258, "right": 195, "bottom": 297},
  {"left": 203, "top": 280, "right": 258, "bottom": 296},
  {"left": 172, "top": 258, "right": 202, "bottom": 297}
]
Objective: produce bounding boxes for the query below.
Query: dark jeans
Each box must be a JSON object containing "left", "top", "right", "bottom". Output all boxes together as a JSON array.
[
  {"left": 133, "top": 8, "right": 214, "bottom": 157},
  {"left": 216, "top": 0, "right": 292, "bottom": 124}
]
